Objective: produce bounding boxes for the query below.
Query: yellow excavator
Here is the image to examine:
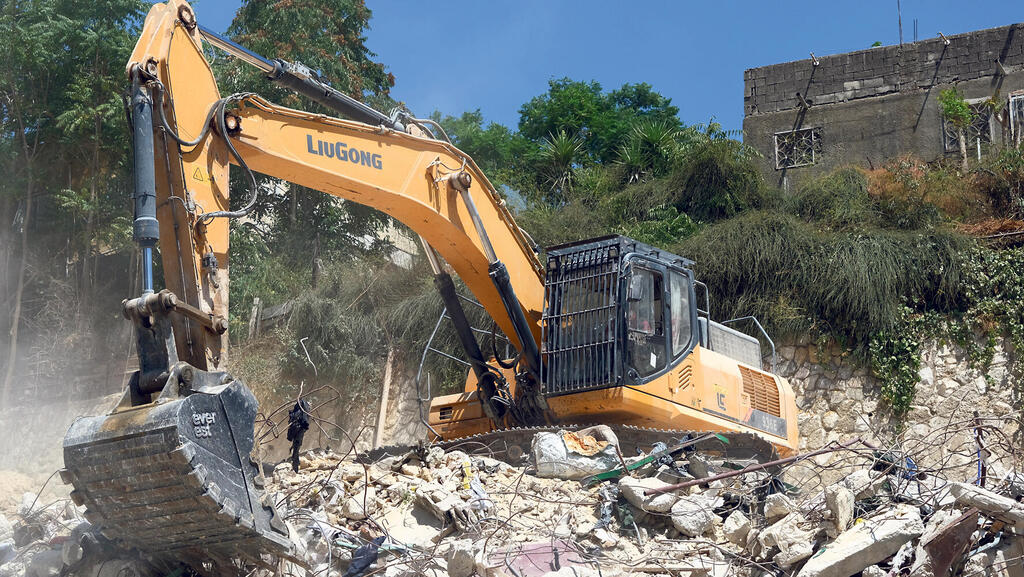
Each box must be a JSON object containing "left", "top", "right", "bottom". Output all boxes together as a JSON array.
[{"left": 61, "top": 0, "right": 799, "bottom": 568}]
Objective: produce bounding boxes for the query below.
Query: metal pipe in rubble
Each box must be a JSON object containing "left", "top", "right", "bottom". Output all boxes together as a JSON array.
[
  {"left": 647, "top": 438, "right": 870, "bottom": 495},
  {"left": 197, "top": 25, "right": 403, "bottom": 132},
  {"left": 130, "top": 68, "right": 159, "bottom": 294}
]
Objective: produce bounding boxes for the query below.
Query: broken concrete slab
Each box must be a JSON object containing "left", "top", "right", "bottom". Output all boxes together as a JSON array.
[
  {"left": 618, "top": 476, "right": 679, "bottom": 513},
  {"left": 722, "top": 510, "right": 750, "bottom": 546},
  {"left": 25, "top": 548, "right": 62, "bottom": 577},
  {"left": 843, "top": 469, "right": 888, "bottom": 500},
  {"left": 797, "top": 504, "right": 924, "bottom": 577},
  {"left": 764, "top": 493, "right": 796, "bottom": 522},
  {"left": 670, "top": 494, "right": 720, "bottom": 537},
  {"left": 532, "top": 431, "right": 619, "bottom": 480},
  {"left": 824, "top": 483, "right": 854, "bottom": 538},
  {"left": 948, "top": 482, "right": 1024, "bottom": 528},
  {"left": 444, "top": 540, "right": 477, "bottom": 577},
  {"left": 759, "top": 512, "right": 821, "bottom": 569},
  {"left": 964, "top": 535, "right": 1024, "bottom": 577},
  {"left": 340, "top": 485, "right": 378, "bottom": 520}
]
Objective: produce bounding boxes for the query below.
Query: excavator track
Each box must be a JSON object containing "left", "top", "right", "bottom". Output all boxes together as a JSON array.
[{"left": 363, "top": 424, "right": 779, "bottom": 467}]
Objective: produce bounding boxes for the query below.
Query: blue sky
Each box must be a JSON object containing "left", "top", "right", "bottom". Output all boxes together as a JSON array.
[{"left": 191, "top": 1, "right": 1020, "bottom": 132}]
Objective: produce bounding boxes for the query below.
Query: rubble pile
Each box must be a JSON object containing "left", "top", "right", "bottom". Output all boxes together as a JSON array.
[
  {"left": 260, "top": 417, "right": 1023, "bottom": 577},
  {"left": 2, "top": 415, "right": 1022, "bottom": 577}
]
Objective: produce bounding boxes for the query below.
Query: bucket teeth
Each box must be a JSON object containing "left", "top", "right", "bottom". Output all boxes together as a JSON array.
[{"left": 69, "top": 490, "right": 86, "bottom": 507}]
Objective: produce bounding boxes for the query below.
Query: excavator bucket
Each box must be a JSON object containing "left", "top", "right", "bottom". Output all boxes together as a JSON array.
[{"left": 61, "top": 365, "right": 293, "bottom": 567}]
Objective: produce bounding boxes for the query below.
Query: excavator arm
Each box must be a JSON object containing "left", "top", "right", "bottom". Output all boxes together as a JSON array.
[
  {"left": 62, "top": 1, "right": 550, "bottom": 569},
  {"left": 129, "top": 0, "right": 544, "bottom": 377}
]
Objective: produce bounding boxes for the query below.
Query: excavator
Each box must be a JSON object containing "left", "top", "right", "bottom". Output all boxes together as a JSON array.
[{"left": 61, "top": 0, "right": 799, "bottom": 569}]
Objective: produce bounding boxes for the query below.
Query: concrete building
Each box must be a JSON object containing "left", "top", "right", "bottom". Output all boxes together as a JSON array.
[{"left": 743, "top": 23, "right": 1024, "bottom": 189}]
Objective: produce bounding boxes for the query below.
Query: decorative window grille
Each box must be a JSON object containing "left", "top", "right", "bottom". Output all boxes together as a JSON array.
[
  {"left": 1010, "top": 92, "right": 1024, "bottom": 147},
  {"left": 774, "top": 128, "right": 822, "bottom": 170},
  {"left": 942, "top": 100, "right": 993, "bottom": 153}
]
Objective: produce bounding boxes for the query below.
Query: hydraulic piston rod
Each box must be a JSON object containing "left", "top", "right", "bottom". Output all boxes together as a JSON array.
[
  {"left": 197, "top": 25, "right": 403, "bottom": 131},
  {"left": 130, "top": 67, "right": 158, "bottom": 294}
]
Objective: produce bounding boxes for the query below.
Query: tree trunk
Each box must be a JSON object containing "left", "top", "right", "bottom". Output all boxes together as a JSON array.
[
  {"left": 2, "top": 107, "right": 39, "bottom": 407},
  {"left": 311, "top": 231, "right": 321, "bottom": 289},
  {"left": 958, "top": 128, "right": 969, "bottom": 172},
  {"left": 2, "top": 160, "right": 32, "bottom": 407}
]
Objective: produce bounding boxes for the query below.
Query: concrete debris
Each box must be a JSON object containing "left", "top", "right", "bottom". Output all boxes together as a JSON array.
[
  {"left": 764, "top": 492, "right": 796, "bottom": 521},
  {"left": 618, "top": 476, "right": 678, "bottom": 513},
  {"left": 6, "top": 422, "right": 1024, "bottom": 577},
  {"left": 797, "top": 504, "right": 924, "bottom": 577},
  {"left": 670, "top": 493, "right": 720, "bottom": 537},
  {"left": 842, "top": 468, "right": 888, "bottom": 500},
  {"left": 824, "top": 483, "right": 855, "bottom": 537},
  {"left": 444, "top": 540, "right": 477, "bottom": 577},
  {"left": 532, "top": 430, "right": 620, "bottom": 480},
  {"left": 25, "top": 549, "right": 61, "bottom": 577},
  {"left": 759, "top": 512, "right": 821, "bottom": 569},
  {"left": 948, "top": 481, "right": 1024, "bottom": 528},
  {"left": 964, "top": 535, "right": 1024, "bottom": 577},
  {"left": 722, "top": 510, "right": 750, "bottom": 546}
]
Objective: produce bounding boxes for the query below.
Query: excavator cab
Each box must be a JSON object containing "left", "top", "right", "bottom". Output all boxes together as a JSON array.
[{"left": 541, "top": 235, "right": 699, "bottom": 394}]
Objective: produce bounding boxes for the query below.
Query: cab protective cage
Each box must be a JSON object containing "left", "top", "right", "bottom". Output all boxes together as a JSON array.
[{"left": 541, "top": 235, "right": 696, "bottom": 396}]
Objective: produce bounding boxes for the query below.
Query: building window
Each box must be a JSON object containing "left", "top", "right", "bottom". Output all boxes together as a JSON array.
[
  {"left": 1010, "top": 92, "right": 1024, "bottom": 147},
  {"left": 774, "top": 127, "right": 821, "bottom": 170},
  {"left": 942, "top": 99, "right": 994, "bottom": 153}
]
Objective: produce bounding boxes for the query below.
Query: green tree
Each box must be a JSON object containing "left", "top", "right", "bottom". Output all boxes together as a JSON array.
[
  {"left": 54, "top": 0, "right": 144, "bottom": 296},
  {"left": 938, "top": 87, "right": 974, "bottom": 171},
  {"left": 615, "top": 119, "right": 682, "bottom": 182},
  {"left": 225, "top": 0, "right": 393, "bottom": 105},
  {"left": 432, "top": 109, "right": 536, "bottom": 192},
  {"left": 518, "top": 78, "right": 680, "bottom": 165},
  {"left": 538, "top": 130, "right": 587, "bottom": 200},
  {"left": 0, "top": 0, "right": 76, "bottom": 402},
  {"left": 0, "top": 0, "right": 144, "bottom": 404}
]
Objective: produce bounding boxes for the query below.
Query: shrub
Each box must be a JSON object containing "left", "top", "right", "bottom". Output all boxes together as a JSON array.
[
  {"left": 668, "top": 138, "right": 762, "bottom": 222},
  {"left": 788, "top": 167, "right": 875, "bottom": 229},
  {"left": 676, "top": 210, "right": 971, "bottom": 348},
  {"left": 980, "top": 146, "right": 1024, "bottom": 219},
  {"left": 866, "top": 156, "right": 986, "bottom": 224}
]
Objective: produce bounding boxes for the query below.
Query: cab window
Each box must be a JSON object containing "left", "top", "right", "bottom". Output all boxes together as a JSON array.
[
  {"left": 627, "top": 267, "right": 666, "bottom": 377},
  {"left": 669, "top": 271, "right": 693, "bottom": 357}
]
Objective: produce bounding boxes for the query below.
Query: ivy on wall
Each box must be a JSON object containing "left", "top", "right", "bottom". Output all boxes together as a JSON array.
[{"left": 869, "top": 246, "right": 1024, "bottom": 416}]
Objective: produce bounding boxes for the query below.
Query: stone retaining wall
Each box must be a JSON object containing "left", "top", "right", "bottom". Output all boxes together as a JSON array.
[{"left": 777, "top": 336, "right": 1019, "bottom": 478}]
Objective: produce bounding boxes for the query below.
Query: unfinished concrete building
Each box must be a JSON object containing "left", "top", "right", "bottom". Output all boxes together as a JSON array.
[{"left": 743, "top": 23, "right": 1024, "bottom": 189}]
